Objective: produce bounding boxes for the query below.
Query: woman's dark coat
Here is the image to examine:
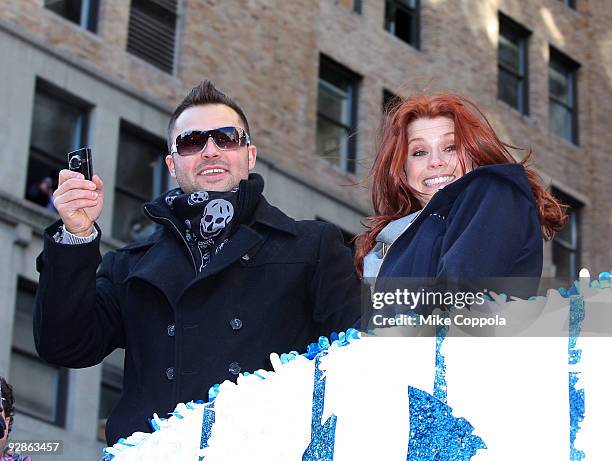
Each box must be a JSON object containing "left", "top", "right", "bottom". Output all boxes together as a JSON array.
[
  {"left": 34, "top": 196, "right": 361, "bottom": 445},
  {"left": 376, "top": 164, "right": 543, "bottom": 303}
]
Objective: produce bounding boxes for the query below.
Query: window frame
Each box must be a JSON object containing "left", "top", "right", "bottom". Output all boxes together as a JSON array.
[
  {"left": 316, "top": 56, "right": 360, "bottom": 174},
  {"left": 561, "top": 0, "right": 576, "bottom": 9},
  {"left": 549, "top": 47, "right": 580, "bottom": 145},
  {"left": 551, "top": 189, "right": 582, "bottom": 283},
  {"left": 44, "top": 0, "right": 100, "bottom": 33},
  {"left": 97, "top": 362, "right": 124, "bottom": 441},
  {"left": 384, "top": 0, "right": 421, "bottom": 49},
  {"left": 497, "top": 13, "right": 531, "bottom": 115},
  {"left": 25, "top": 80, "right": 91, "bottom": 208},
  {"left": 112, "top": 120, "right": 169, "bottom": 243},
  {"left": 11, "top": 277, "right": 69, "bottom": 427}
]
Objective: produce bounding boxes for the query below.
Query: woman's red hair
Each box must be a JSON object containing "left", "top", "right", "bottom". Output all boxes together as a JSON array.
[{"left": 354, "top": 93, "right": 567, "bottom": 278}]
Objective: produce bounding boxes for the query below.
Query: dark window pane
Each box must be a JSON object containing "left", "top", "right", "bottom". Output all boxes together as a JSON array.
[
  {"left": 317, "top": 57, "right": 359, "bottom": 173},
  {"left": 115, "top": 130, "right": 166, "bottom": 199},
  {"left": 552, "top": 241, "right": 574, "bottom": 281},
  {"left": 25, "top": 152, "right": 60, "bottom": 211},
  {"left": 112, "top": 124, "right": 166, "bottom": 242},
  {"left": 11, "top": 279, "right": 67, "bottom": 425},
  {"left": 555, "top": 210, "right": 576, "bottom": 246},
  {"left": 549, "top": 66, "right": 569, "bottom": 104},
  {"left": 44, "top": 0, "right": 99, "bottom": 32},
  {"left": 499, "top": 35, "right": 520, "bottom": 73},
  {"left": 45, "top": 0, "right": 82, "bottom": 24},
  {"left": 12, "top": 290, "right": 37, "bottom": 354},
  {"left": 498, "top": 69, "right": 520, "bottom": 109},
  {"left": 395, "top": 7, "right": 415, "bottom": 44},
  {"left": 113, "top": 190, "right": 157, "bottom": 243},
  {"left": 98, "top": 363, "right": 123, "bottom": 441},
  {"left": 30, "top": 91, "right": 86, "bottom": 162},
  {"left": 318, "top": 81, "right": 349, "bottom": 125},
  {"left": 549, "top": 48, "right": 579, "bottom": 144},
  {"left": 552, "top": 189, "right": 581, "bottom": 284},
  {"left": 13, "top": 279, "right": 37, "bottom": 353},
  {"left": 10, "top": 351, "right": 62, "bottom": 423},
  {"left": 385, "top": 0, "right": 418, "bottom": 47},
  {"left": 26, "top": 87, "right": 88, "bottom": 208},
  {"left": 316, "top": 117, "right": 348, "bottom": 167},
  {"left": 549, "top": 101, "right": 572, "bottom": 140}
]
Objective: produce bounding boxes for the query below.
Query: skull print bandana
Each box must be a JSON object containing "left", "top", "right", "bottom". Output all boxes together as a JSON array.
[{"left": 162, "top": 174, "right": 264, "bottom": 272}]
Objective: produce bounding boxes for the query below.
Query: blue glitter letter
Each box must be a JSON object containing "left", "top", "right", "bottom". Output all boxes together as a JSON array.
[
  {"left": 407, "top": 386, "right": 485, "bottom": 461},
  {"left": 434, "top": 322, "right": 449, "bottom": 403},
  {"left": 199, "top": 401, "right": 215, "bottom": 461},
  {"left": 302, "top": 355, "right": 337, "bottom": 461},
  {"left": 568, "top": 295, "right": 585, "bottom": 461}
]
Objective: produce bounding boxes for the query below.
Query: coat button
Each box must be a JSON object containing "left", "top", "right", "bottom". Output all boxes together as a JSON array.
[
  {"left": 229, "top": 318, "right": 243, "bottom": 330},
  {"left": 228, "top": 362, "right": 241, "bottom": 375},
  {"left": 241, "top": 253, "right": 250, "bottom": 261},
  {"left": 167, "top": 324, "right": 175, "bottom": 337},
  {"left": 166, "top": 367, "right": 175, "bottom": 381}
]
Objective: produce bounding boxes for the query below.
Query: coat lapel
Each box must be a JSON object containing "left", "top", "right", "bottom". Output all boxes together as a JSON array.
[
  {"left": 122, "top": 232, "right": 195, "bottom": 307},
  {"left": 192, "top": 225, "right": 264, "bottom": 282}
]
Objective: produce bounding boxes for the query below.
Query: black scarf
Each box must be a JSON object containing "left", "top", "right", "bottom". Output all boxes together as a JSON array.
[{"left": 162, "top": 173, "right": 264, "bottom": 272}]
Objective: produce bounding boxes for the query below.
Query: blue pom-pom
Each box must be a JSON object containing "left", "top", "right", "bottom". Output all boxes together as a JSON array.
[
  {"left": 208, "top": 383, "right": 221, "bottom": 401},
  {"left": 346, "top": 328, "right": 360, "bottom": 341},
  {"left": 318, "top": 336, "right": 331, "bottom": 350}
]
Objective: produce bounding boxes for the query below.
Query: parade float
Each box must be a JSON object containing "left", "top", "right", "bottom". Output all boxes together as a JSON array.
[{"left": 102, "top": 270, "right": 612, "bottom": 460}]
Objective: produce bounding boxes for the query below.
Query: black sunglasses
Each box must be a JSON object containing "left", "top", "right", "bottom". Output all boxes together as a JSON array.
[{"left": 172, "top": 126, "right": 250, "bottom": 156}]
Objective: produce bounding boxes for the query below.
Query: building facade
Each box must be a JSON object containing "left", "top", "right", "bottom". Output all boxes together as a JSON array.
[{"left": 0, "top": 0, "right": 609, "bottom": 458}]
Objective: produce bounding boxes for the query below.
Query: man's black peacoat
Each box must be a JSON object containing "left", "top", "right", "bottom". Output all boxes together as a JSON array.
[{"left": 34, "top": 196, "right": 361, "bottom": 445}]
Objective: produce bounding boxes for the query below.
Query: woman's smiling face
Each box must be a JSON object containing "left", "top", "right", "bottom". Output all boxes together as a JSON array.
[{"left": 405, "top": 117, "right": 466, "bottom": 206}]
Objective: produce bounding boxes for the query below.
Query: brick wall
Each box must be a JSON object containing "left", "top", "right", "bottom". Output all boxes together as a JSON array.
[{"left": 1, "top": 0, "right": 609, "bottom": 271}]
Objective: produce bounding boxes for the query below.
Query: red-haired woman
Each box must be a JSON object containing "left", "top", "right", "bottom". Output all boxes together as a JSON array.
[{"left": 356, "top": 93, "right": 566, "bottom": 301}]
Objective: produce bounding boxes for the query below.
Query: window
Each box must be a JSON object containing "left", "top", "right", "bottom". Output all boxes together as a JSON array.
[
  {"left": 44, "top": 0, "right": 99, "bottom": 32},
  {"left": 560, "top": 0, "right": 576, "bottom": 8},
  {"left": 25, "top": 82, "right": 90, "bottom": 210},
  {"left": 316, "top": 56, "right": 360, "bottom": 174},
  {"left": 549, "top": 47, "right": 580, "bottom": 144},
  {"left": 498, "top": 14, "right": 530, "bottom": 114},
  {"left": 552, "top": 189, "right": 582, "bottom": 283},
  {"left": 383, "top": 89, "right": 400, "bottom": 113},
  {"left": 127, "top": 0, "right": 179, "bottom": 73},
  {"left": 10, "top": 278, "right": 68, "bottom": 426},
  {"left": 384, "top": 0, "right": 420, "bottom": 48},
  {"left": 113, "top": 121, "right": 169, "bottom": 243},
  {"left": 98, "top": 350, "right": 124, "bottom": 441},
  {"left": 337, "top": 0, "right": 361, "bottom": 13}
]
